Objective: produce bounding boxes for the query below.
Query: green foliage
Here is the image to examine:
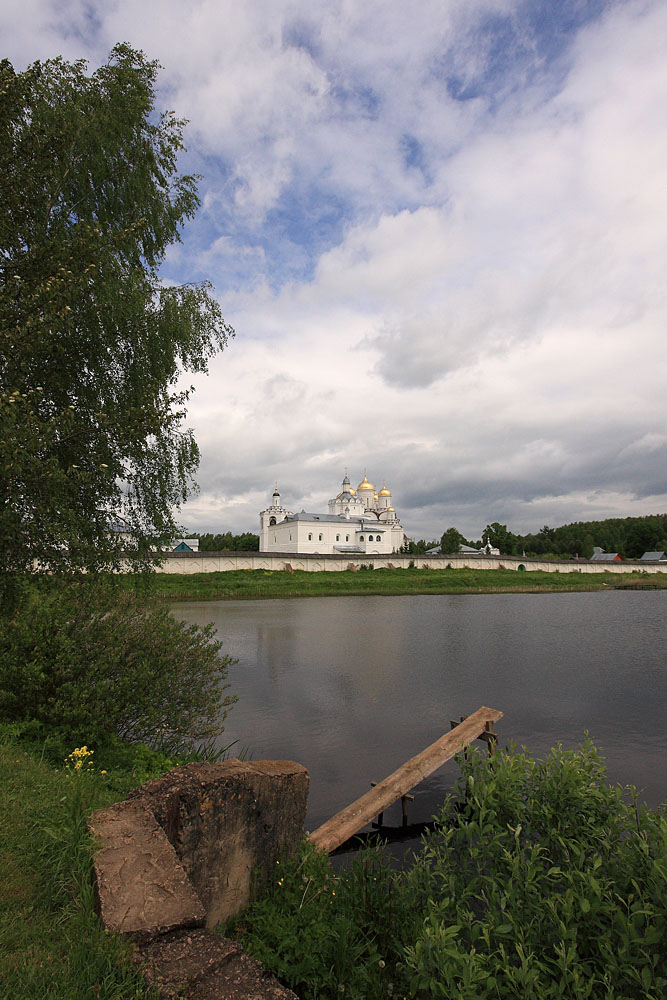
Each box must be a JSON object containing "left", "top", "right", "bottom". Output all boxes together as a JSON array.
[
  {"left": 225, "top": 842, "right": 420, "bottom": 1000},
  {"left": 195, "top": 531, "right": 260, "bottom": 551},
  {"left": 230, "top": 743, "right": 666, "bottom": 1000},
  {"left": 135, "top": 566, "right": 667, "bottom": 602},
  {"left": 447, "top": 515, "right": 667, "bottom": 559},
  {"left": 482, "top": 522, "right": 520, "bottom": 555},
  {"left": 401, "top": 538, "right": 440, "bottom": 554},
  {"left": 509, "top": 515, "right": 667, "bottom": 560},
  {"left": 405, "top": 742, "right": 667, "bottom": 999},
  {"left": 440, "top": 526, "right": 467, "bottom": 554},
  {"left": 0, "top": 580, "right": 236, "bottom": 749},
  {"left": 0, "top": 733, "right": 160, "bottom": 998},
  {"left": 0, "top": 45, "right": 232, "bottom": 611}
]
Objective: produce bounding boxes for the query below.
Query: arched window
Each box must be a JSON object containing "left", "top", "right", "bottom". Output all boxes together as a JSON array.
[
  {"left": 336, "top": 534, "right": 340, "bottom": 541},
  {"left": 318, "top": 533, "right": 322, "bottom": 541},
  {"left": 308, "top": 533, "right": 312, "bottom": 541},
  {"left": 376, "top": 535, "right": 381, "bottom": 542},
  {"left": 359, "top": 535, "right": 365, "bottom": 542},
  {"left": 269, "top": 516, "right": 276, "bottom": 526},
  {"left": 346, "top": 534, "right": 349, "bottom": 541}
]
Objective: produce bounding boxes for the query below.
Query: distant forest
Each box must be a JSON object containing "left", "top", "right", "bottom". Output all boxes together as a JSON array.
[{"left": 442, "top": 513, "right": 667, "bottom": 560}]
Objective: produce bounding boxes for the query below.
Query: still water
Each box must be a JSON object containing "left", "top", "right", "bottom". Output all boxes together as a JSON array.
[{"left": 171, "top": 591, "right": 666, "bottom": 831}]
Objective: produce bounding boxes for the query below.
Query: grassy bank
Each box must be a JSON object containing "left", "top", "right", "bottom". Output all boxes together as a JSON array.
[
  {"left": 0, "top": 578, "right": 239, "bottom": 998},
  {"left": 0, "top": 729, "right": 169, "bottom": 999},
  {"left": 137, "top": 566, "right": 667, "bottom": 601}
]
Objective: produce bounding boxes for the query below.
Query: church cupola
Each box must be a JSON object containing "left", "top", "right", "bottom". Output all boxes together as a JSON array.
[
  {"left": 378, "top": 483, "right": 392, "bottom": 510},
  {"left": 357, "top": 474, "right": 375, "bottom": 510}
]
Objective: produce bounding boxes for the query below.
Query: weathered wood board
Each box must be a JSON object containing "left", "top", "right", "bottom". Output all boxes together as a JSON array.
[{"left": 308, "top": 705, "right": 503, "bottom": 854}]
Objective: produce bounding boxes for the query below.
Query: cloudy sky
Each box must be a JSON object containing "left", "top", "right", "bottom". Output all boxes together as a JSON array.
[{"left": 5, "top": 0, "right": 667, "bottom": 541}]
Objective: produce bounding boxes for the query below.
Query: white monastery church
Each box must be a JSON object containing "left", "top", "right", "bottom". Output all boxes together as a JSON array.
[{"left": 259, "top": 473, "right": 405, "bottom": 554}]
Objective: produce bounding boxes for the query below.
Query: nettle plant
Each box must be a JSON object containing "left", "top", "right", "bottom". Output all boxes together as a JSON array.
[{"left": 229, "top": 741, "right": 666, "bottom": 1000}]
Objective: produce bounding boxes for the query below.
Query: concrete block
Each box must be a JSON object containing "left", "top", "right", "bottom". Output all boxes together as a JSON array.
[
  {"left": 132, "top": 760, "right": 309, "bottom": 927},
  {"left": 89, "top": 800, "right": 206, "bottom": 939}
]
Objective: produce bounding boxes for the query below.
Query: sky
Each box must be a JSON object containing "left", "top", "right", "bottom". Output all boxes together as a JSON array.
[{"left": 5, "top": 0, "right": 667, "bottom": 541}]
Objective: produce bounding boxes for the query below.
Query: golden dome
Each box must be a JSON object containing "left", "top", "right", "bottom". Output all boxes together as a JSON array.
[
  {"left": 387, "top": 506, "right": 395, "bottom": 512},
  {"left": 374, "top": 492, "right": 379, "bottom": 501},
  {"left": 357, "top": 476, "right": 374, "bottom": 491},
  {"left": 379, "top": 487, "right": 391, "bottom": 496},
  {"left": 349, "top": 488, "right": 356, "bottom": 495}
]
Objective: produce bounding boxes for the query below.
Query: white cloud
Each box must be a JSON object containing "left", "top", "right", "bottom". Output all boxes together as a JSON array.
[{"left": 6, "top": 0, "right": 667, "bottom": 539}]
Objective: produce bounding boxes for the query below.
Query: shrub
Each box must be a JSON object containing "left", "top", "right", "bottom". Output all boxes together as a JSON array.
[
  {"left": 229, "top": 742, "right": 666, "bottom": 1000},
  {"left": 0, "top": 580, "right": 236, "bottom": 750},
  {"left": 404, "top": 741, "right": 667, "bottom": 999}
]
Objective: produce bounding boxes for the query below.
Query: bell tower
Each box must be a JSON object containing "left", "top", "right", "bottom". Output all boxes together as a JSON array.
[{"left": 259, "top": 484, "right": 292, "bottom": 550}]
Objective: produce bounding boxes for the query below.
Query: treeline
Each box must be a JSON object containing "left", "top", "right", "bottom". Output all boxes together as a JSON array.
[
  {"left": 401, "top": 538, "right": 440, "bottom": 555},
  {"left": 193, "top": 532, "right": 260, "bottom": 551},
  {"left": 441, "top": 514, "right": 667, "bottom": 559}
]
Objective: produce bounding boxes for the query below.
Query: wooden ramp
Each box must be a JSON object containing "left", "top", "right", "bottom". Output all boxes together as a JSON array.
[{"left": 308, "top": 705, "right": 503, "bottom": 854}]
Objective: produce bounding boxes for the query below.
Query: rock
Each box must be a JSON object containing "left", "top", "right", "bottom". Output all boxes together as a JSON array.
[
  {"left": 90, "top": 759, "right": 309, "bottom": 995},
  {"left": 89, "top": 800, "right": 206, "bottom": 940},
  {"left": 130, "top": 759, "right": 309, "bottom": 927},
  {"left": 137, "top": 927, "right": 299, "bottom": 1000}
]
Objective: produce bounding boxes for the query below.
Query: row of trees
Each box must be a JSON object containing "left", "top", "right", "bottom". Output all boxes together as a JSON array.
[
  {"left": 440, "top": 514, "right": 667, "bottom": 560},
  {"left": 400, "top": 537, "right": 440, "bottom": 555},
  {"left": 194, "top": 531, "right": 260, "bottom": 551}
]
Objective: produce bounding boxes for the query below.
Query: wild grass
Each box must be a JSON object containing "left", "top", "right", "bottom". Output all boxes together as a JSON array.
[{"left": 0, "top": 728, "right": 163, "bottom": 999}]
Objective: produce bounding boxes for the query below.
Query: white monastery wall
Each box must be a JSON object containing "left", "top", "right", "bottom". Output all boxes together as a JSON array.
[{"left": 153, "top": 552, "right": 667, "bottom": 575}]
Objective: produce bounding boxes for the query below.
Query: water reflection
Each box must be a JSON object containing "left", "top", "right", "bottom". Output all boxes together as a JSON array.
[{"left": 171, "top": 591, "right": 667, "bottom": 830}]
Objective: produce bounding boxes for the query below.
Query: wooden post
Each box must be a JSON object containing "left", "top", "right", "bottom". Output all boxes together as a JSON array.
[
  {"left": 370, "top": 782, "right": 383, "bottom": 828},
  {"left": 401, "top": 793, "right": 415, "bottom": 827},
  {"left": 480, "top": 720, "right": 498, "bottom": 755}
]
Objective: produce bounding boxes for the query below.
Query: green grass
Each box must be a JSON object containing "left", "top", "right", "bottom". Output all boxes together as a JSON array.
[
  {"left": 127, "top": 566, "right": 667, "bottom": 602},
  {"left": 0, "top": 728, "right": 175, "bottom": 1000}
]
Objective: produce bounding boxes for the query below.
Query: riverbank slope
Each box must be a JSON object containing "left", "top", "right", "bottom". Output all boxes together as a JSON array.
[{"left": 137, "top": 567, "right": 667, "bottom": 601}]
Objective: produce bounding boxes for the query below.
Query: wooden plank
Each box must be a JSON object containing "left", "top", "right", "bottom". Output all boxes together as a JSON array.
[{"left": 308, "top": 705, "right": 503, "bottom": 854}]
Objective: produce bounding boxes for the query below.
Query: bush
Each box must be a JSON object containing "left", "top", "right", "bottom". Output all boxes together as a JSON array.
[
  {"left": 405, "top": 741, "right": 667, "bottom": 999},
  {"left": 0, "top": 580, "right": 236, "bottom": 751},
  {"left": 229, "top": 742, "right": 667, "bottom": 1000},
  {"left": 225, "top": 842, "right": 420, "bottom": 1000}
]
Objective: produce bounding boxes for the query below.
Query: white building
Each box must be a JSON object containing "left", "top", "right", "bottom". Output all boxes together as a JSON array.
[{"left": 259, "top": 473, "right": 405, "bottom": 554}]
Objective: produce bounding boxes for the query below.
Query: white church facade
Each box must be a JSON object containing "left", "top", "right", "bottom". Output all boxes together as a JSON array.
[{"left": 259, "top": 473, "right": 405, "bottom": 555}]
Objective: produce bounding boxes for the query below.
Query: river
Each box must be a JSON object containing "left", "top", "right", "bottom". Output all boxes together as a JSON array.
[{"left": 171, "top": 591, "right": 666, "bottom": 834}]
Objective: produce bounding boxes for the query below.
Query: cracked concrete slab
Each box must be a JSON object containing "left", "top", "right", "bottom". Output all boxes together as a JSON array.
[
  {"left": 137, "top": 928, "right": 299, "bottom": 1000},
  {"left": 89, "top": 799, "right": 206, "bottom": 939}
]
